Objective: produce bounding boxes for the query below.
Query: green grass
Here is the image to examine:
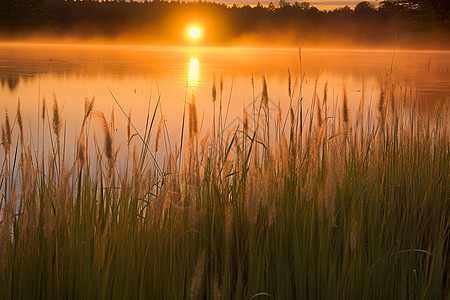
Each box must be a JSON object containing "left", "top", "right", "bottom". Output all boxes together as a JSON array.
[{"left": 0, "top": 78, "right": 449, "bottom": 299}]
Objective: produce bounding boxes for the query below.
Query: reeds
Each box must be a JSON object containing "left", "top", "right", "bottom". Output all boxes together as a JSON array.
[
  {"left": 1, "top": 108, "right": 11, "bottom": 155},
  {"left": 188, "top": 94, "right": 198, "bottom": 140},
  {"left": 52, "top": 96, "right": 62, "bottom": 139},
  {"left": 17, "top": 99, "right": 23, "bottom": 143},
  {"left": 0, "top": 78, "right": 448, "bottom": 299}
]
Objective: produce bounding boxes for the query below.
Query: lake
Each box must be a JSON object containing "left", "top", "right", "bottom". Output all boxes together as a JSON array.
[{"left": 1, "top": 43, "right": 449, "bottom": 163}]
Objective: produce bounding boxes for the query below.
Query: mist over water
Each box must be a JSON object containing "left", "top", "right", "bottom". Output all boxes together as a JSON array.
[{"left": 0, "top": 44, "right": 449, "bottom": 163}]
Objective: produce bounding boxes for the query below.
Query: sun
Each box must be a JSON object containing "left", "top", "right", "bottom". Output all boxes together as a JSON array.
[{"left": 189, "top": 27, "right": 200, "bottom": 39}]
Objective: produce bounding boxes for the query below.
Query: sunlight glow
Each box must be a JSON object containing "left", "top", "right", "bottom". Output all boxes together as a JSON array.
[
  {"left": 189, "top": 27, "right": 200, "bottom": 39},
  {"left": 189, "top": 57, "right": 199, "bottom": 87}
]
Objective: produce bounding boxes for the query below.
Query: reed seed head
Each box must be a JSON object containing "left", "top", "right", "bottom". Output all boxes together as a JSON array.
[
  {"left": 189, "top": 249, "right": 206, "bottom": 300},
  {"left": 212, "top": 77, "right": 217, "bottom": 102},
  {"left": 288, "top": 67, "right": 292, "bottom": 98},
  {"left": 83, "top": 96, "right": 95, "bottom": 128},
  {"left": 110, "top": 107, "right": 115, "bottom": 133},
  {"left": 277, "top": 101, "right": 282, "bottom": 125},
  {"left": 243, "top": 110, "right": 249, "bottom": 133},
  {"left": 342, "top": 87, "right": 349, "bottom": 124},
  {"left": 1, "top": 124, "right": 9, "bottom": 154},
  {"left": 4, "top": 108, "right": 11, "bottom": 151},
  {"left": 52, "top": 96, "right": 62, "bottom": 139},
  {"left": 17, "top": 99, "right": 23, "bottom": 143},
  {"left": 155, "top": 117, "right": 164, "bottom": 152},
  {"left": 290, "top": 107, "right": 295, "bottom": 128},
  {"left": 290, "top": 107, "right": 295, "bottom": 141},
  {"left": 99, "top": 112, "right": 113, "bottom": 160},
  {"left": 390, "top": 90, "right": 395, "bottom": 116},
  {"left": 41, "top": 96, "right": 46, "bottom": 122},
  {"left": 189, "top": 95, "right": 198, "bottom": 139},
  {"left": 77, "top": 130, "right": 86, "bottom": 167},
  {"left": 378, "top": 89, "right": 385, "bottom": 117},
  {"left": 262, "top": 75, "right": 268, "bottom": 108},
  {"left": 317, "top": 95, "right": 323, "bottom": 127},
  {"left": 127, "top": 110, "right": 132, "bottom": 143}
]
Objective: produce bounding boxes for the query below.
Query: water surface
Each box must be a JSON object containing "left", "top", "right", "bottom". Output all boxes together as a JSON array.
[{"left": 1, "top": 43, "right": 449, "bottom": 161}]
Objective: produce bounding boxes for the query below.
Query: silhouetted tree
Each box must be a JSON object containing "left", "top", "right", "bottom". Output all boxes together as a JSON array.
[
  {"left": 268, "top": 2, "right": 276, "bottom": 11},
  {"left": 279, "top": 0, "right": 291, "bottom": 8},
  {"left": 380, "top": 0, "right": 449, "bottom": 22},
  {"left": 0, "top": 0, "right": 448, "bottom": 48},
  {"left": 0, "top": 0, "right": 51, "bottom": 31},
  {"left": 293, "top": 1, "right": 310, "bottom": 10},
  {"left": 354, "top": 1, "right": 376, "bottom": 16}
]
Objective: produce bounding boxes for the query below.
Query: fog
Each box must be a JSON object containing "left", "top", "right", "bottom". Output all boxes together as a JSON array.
[{"left": 0, "top": 0, "right": 449, "bottom": 50}]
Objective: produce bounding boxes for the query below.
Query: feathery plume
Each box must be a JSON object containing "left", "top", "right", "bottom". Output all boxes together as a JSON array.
[
  {"left": 110, "top": 106, "right": 115, "bottom": 133},
  {"left": 21, "top": 145, "right": 33, "bottom": 197},
  {"left": 243, "top": 110, "right": 249, "bottom": 134},
  {"left": 127, "top": 110, "right": 132, "bottom": 143},
  {"left": 317, "top": 95, "right": 323, "bottom": 127},
  {"left": 41, "top": 96, "right": 46, "bottom": 122},
  {"left": 261, "top": 75, "right": 268, "bottom": 108},
  {"left": 298, "top": 47, "right": 302, "bottom": 65},
  {"left": 277, "top": 101, "right": 282, "bottom": 125},
  {"left": 82, "top": 96, "right": 95, "bottom": 128},
  {"left": 4, "top": 108, "right": 11, "bottom": 151},
  {"left": 342, "top": 87, "right": 349, "bottom": 124},
  {"left": 378, "top": 89, "right": 385, "bottom": 118},
  {"left": 85, "top": 97, "right": 94, "bottom": 119},
  {"left": 212, "top": 76, "right": 217, "bottom": 102},
  {"left": 288, "top": 67, "right": 292, "bottom": 98},
  {"left": 290, "top": 107, "right": 295, "bottom": 142},
  {"left": 77, "top": 130, "right": 86, "bottom": 167},
  {"left": 189, "top": 94, "right": 198, "bottom": 139},
  {"left": 155, "top": 117, "right": 164, "bottom": 152},
  {"left": 378, "top": 87, "right": 386, "bottom": 134},
  {"left": 99, "top": 112, "right": 112, "bottom": 160},
  {"left": 0, "top": 193, "right": 14, "bottom": 263},
  {"left": 52, "top": 96, "right": 61, "bottom": 138},
  {"left": 189, "top": 250, "right": 206, "bottom": 299},
  {"left": 1, "top": 124, "right": 9, "bottom": 154},
  {"left": 390, "top": 90, "right": 396, "bottom": 117},
  {"left": 17, "top": 99, "right": 23, "bottom": 143},
  {"left": 290, "top": 107, "right": 295, "bottom": 129}
]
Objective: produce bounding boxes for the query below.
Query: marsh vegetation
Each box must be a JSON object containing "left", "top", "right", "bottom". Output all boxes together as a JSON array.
[{"left": 0, "top": 71, "right": 448, "bottom": 298}]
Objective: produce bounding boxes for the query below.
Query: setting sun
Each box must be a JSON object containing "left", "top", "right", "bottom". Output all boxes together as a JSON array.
[
  {"left": 189, "top": 27, "right": 200, "bottom": 39},
  {"left": 2, "top": 0, "right": 450, "bottom": 296}
]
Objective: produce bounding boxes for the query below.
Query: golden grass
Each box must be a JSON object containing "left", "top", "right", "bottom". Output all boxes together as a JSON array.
[{"left": 0, "top": 76, "right": 448, "bottom": 299}]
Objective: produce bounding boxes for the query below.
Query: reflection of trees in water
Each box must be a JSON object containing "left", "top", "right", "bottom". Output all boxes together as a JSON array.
[{"left": 1, "top": 75, "right": 20, "bottom": 92}]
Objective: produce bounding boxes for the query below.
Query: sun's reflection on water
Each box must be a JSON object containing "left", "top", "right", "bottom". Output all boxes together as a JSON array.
[{"left": 188, "top": 56, "right": 199, "bottom": 88}]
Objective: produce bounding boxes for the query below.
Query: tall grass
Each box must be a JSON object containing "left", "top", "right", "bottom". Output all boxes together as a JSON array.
[{"left": 0, "top": 76, "right": 448, "bottom": 299}]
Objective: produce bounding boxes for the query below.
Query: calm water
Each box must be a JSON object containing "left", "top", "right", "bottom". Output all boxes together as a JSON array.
[{"left": 1, "top": 43, "right": 449, "bottom": 161}]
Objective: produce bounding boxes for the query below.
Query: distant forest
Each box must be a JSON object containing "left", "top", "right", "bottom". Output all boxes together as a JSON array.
[{"left": 0, "top": 0, "right": 449, "bottom": 48}]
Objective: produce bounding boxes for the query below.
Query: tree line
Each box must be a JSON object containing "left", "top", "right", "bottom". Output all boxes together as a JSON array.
[{"left": 0, "top": 0, "right": 448, "bottom": 47}]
